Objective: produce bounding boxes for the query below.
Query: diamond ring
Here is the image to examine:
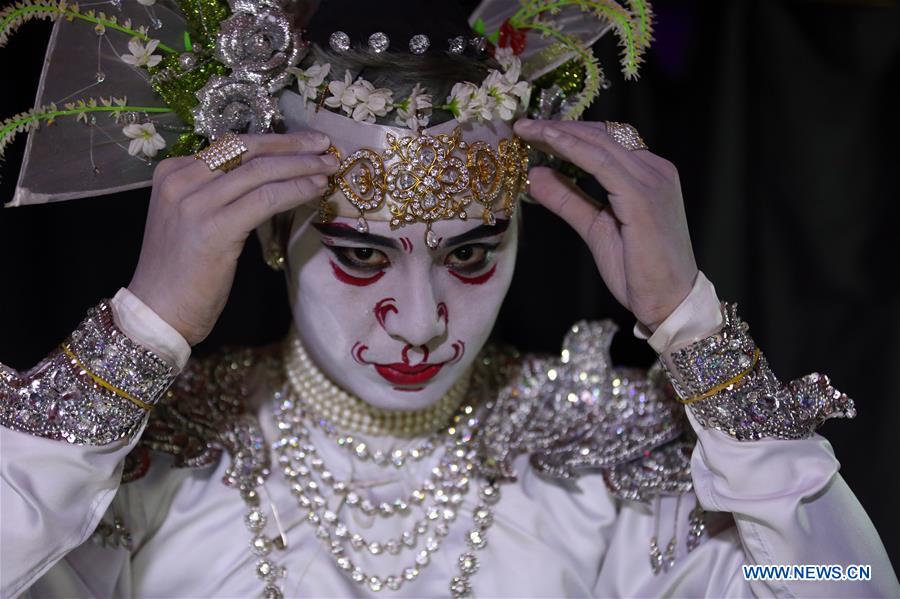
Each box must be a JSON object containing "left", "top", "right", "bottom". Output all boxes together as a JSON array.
[
  {"left": 604, "top": 121, "right": 648, "bottom": 151},
  {"left": 195, "top": 131, "right": 248, "bottom": 173}
]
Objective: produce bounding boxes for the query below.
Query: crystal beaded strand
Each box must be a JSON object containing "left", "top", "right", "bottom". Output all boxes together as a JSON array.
[{"left": 270, "top": 384, "right": 498, "bottom": 595}]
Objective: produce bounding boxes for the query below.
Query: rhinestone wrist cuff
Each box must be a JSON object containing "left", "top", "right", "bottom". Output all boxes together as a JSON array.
[
  {"left": 659, "top": 303, "right": 857, "bottom": 441},
  {"left": 1, "top": 301, "right": 178, "bottom": 444}
]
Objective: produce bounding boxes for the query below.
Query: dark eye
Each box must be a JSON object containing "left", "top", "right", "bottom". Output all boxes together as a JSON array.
[
  {"left": 333, "top": 246, "right": 390, "bottom": 270},
  {"left": 444, "top": 243, "right": 496, "bottom": 272}
]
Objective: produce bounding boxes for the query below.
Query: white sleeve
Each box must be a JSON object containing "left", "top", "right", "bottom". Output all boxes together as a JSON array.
[
  {"left": 632, "top": 270, "right": 723, "bottom": 353},
  {"left": 111, "top": 287, "right": 191, "bottom": 370},
  {"left": 0, "top": 291, "right": 188, "bottom": 598},
  {"left": 0, "top": 428, "right": 141, "bottom": 598},
  {"left": 688, "top": 413, "right": 899, "bottom": 596},
  {"left": 631, "top": 272, "right": 900, "bottom": 596}
]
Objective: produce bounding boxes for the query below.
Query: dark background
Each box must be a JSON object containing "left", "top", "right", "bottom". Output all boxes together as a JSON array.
[{"left": 1, "top": 0, "right": 897, "bottom": 572}]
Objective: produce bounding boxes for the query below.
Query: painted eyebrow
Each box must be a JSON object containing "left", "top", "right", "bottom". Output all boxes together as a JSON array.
[
  {"left": 442, "top": 219, "right": 510, "bottom": 248},
  {"left": 312, "top": 223, "right": 400, "bottom": 250}
]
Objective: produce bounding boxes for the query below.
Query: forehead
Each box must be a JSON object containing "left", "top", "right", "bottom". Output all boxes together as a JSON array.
[{"left": 309, "top": 214, "right": 514, "bottom": 246}]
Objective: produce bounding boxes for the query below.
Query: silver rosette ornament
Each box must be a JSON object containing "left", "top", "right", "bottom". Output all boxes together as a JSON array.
[
  {"left": 216, "top": 0, "right": 304, "bottom": 93},
  {"left": 193, "top": 76, "right": 280, "bottom": 140}
]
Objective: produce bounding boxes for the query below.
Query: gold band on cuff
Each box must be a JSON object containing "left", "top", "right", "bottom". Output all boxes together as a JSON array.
[
  {"left": 61, "top": 344, "right": 154, "bottom": 411},
  {"left": 676, "top": 348, "right": 760, "bottom": 406}
]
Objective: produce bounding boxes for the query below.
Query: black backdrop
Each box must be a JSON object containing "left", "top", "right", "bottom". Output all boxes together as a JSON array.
[{"left": 1, "top": 0, "right": 897, "bottom": 573}]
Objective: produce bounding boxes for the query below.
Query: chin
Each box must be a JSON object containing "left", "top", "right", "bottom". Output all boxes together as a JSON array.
[{"left": 352, "top": 370, "right": 461, "bottom": 411}]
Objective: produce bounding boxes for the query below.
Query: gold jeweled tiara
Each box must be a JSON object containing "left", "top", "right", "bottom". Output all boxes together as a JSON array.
[{"left": 320, "top": 127, "right": 527, "bottom": 248}]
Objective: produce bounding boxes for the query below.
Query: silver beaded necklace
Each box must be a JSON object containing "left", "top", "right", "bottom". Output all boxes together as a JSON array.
[{"left": 234, "top": 341, "right": 502, "bottom": 598}]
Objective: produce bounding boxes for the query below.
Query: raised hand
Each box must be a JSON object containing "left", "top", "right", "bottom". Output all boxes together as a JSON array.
[
  {"left": 128, "top": 131, "right": 337, "bottom": 345},
  {"left": 513, "top": 119, "right": 699, "bottom": 332}
]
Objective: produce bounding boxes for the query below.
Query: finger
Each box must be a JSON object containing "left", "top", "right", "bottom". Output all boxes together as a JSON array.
[
  {"left": 530, "top": 166, "right": 626, "bottom": 255},
  {"left": 529, "top": 166, "right": 609, "bottom": 240},
  {"left": 163, "top": 130, "right": 332, "bottom": 198},
  {"left": 515, "top": 121, "right": 636, "bottom": 195},
  {"left": 531, "top": 121, "right": 657, "bottom": 183},
  {"left": 192, "top": 153, "right": 339, "bottom": 210},
  {"left": 517, "top": 119, "right": 639, "bottom": 167},
  {"left": 221, "top": 174, "right": 329, "bottom": 233},
  {"left": 573, "top": 121, "right": 677, "bottom": 179}
]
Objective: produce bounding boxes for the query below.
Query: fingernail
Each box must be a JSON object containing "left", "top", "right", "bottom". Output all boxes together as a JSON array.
[
  {"left": 321, "top": 154, "right": 339, "bottom": 167},
  {"left": 516, "top": 118, "right": 534, "bottom": 131},
  {"left": 311, "top": 174, "right": 328, "bottom": 187}
]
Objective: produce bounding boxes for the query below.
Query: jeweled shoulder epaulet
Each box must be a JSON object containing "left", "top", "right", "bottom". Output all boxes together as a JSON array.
[
  {"left": 476, "top": 320, "right": 694, "bottom": 502},
  {"left": 122, "top": 344, "right": 279, "bottom": 484}
]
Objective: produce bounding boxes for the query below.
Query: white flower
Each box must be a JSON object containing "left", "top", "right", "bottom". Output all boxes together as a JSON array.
[
  {"left": 467, "top": 87, "right": 496, "bottom": 121},
  {"left": 512, "top": 78, "right": 531, "bottom": 107},
  {"left": 494, "top": 47, "right": 518, "bottom": 74},
  {"left": 349, "top": 79, "right": 393, "bottom": 123},
  {"left": 446, "top": 81, "right": 479, "bottom": 122},
  {"left": 324, "top": 71, "right": 358, "bottom": 115},
  {"left": 395, "top": 83, "right": 432, "bottom": 130},
  {"left": 325, "top": 72, "right": 393, "bottom": 123},
  {"left": 136, "top": 0, "right": 156, "bottom": 5},
  {"left": 120, "top": 37, "right": 162, "bottom": 68},
  {"left": 123, "top": 122, "right": 166, "bottom": 158},
  {"left": 290, "top": 62, "right": 331, "bottom": 102},
  {"left": 481, "top": 69, "right": 531, "bottom": 121}
]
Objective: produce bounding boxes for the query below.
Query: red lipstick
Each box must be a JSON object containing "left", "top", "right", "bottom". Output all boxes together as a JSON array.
[{"left": 374, "top": 362, "right": 443, "bottom": 386}]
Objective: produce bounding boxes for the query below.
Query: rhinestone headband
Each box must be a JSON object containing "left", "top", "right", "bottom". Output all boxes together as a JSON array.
[
  {"left": 321, "top": 128, "right": 527, "bottom": 248},
  {"left": 281, "top": 91, "right": 528, "bottom": 248}
]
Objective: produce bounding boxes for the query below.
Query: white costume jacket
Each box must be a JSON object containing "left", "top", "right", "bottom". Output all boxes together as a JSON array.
[{"left": 1, "top": 274, "right": 897, "bottom": 597}]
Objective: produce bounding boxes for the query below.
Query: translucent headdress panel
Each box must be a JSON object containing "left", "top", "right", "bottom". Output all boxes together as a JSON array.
[{"left": 6, "top": 2, "right": 187, "bottom": 206}]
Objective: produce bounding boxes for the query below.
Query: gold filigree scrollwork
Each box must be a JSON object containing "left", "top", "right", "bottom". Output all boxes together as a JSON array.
[
  {"left": 466, "top": 140, "right": 503, "bottom": 225},
  {"left": 336, "top": 148, "right": 386, "bottom": 233},
  {"left": 320, "top": 128, "right": 528, "bottom": 246},
  {"left": 384, "top": 129, "right": 472, "bottom": 248},
  {"left": 319, "top": 145, "right": 342, "bottom": 223},
  {"left": 498, "top": 137, "right": 529, "bottom": 217}
]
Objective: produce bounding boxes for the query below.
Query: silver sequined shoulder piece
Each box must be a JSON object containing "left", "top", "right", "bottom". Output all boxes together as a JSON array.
[
  {"left": 122, "top": 345, "right": 278, "bottom": 485},
  {"left": 476, "top": 320, "right": 693, "bottom": 502}
]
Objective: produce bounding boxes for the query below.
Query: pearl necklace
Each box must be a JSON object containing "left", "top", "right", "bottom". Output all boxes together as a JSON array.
[{"left": 285, "top": 334, "right": 468, "bottom": 437}]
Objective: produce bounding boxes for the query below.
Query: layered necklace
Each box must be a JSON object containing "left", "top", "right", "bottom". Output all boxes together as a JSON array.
[{"left": 239, "top": 337, "right": 501, "bottom": 598}]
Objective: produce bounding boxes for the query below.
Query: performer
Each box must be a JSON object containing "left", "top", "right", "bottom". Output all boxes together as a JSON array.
[{"left": 1, "top": 0, "right": 897, "bottom": 597}]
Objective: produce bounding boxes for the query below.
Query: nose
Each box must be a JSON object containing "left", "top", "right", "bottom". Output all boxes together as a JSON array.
[{"left": 380, "top": 283, "right": 447, "bottom": 350}]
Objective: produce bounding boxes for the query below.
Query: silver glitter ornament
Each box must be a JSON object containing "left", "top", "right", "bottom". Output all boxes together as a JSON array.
[
  {"left": 215, "top": 3, "right": 302, "bottom": 93},
  {"left": 448, "top": 36, "right": 465, "bottom": 54},
  {"left": 368, "top": 32, "right": 389, "bottom": 53},
  {"left": 329, "top": 31, "right": 350, "bottom": 52},
  {"left": 469, "top": 36, "right": 486, "bottom": 53},
  {"left": 178, "top": 52, "right": 197, "bottom": 70},
  {"left": 409, "top": 34, "right": 430, "bottom": 54},
  {"left": 193, "top": 76, "right": 280, "bottom": 140}
]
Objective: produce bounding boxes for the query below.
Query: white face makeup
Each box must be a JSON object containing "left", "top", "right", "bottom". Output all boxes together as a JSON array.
[{"left": 286, "top": 212, "right": 518, "bottom": 411}]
